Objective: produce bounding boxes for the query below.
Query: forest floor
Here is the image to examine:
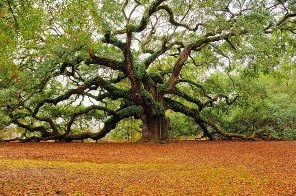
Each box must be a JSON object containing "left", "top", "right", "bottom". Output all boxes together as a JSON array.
[{"left": 0, "top": 141, "right": 295, "bottom": 195}]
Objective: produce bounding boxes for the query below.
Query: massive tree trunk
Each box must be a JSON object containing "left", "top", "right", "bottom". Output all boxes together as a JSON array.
[
  {"left": 138, "top": 85, "right": 171, "bottom": 143},
  {"left": 140, "top": 115, "right": 170, "bottom": 143}
]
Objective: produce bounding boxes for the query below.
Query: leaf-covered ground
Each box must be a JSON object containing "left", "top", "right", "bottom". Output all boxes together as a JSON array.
[{"left": 0, "top": 141, "right": 295, "bottom": 195}]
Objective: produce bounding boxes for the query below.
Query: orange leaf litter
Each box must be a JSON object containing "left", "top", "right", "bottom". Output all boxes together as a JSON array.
[{"left": 0, "top": 141, "right": 295, "bottom": 195}]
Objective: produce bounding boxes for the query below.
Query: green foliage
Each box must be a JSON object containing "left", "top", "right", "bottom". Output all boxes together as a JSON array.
[
  {"left": 202, "top": 68, "right": 296, "bottom": 140},
  {"left": 167, "top": 111, "right": 201, "bottom": 138},
  {"left": 106, "top": 117, "right": 141, "bottom": 141}
]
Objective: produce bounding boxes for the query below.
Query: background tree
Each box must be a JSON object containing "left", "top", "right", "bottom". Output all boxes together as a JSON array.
[
  {"left": 201, "top": 62, "right": 296, "bottom": 140},
  {"left": 0, "top": 0, "right": 295, "bottom": 143}
]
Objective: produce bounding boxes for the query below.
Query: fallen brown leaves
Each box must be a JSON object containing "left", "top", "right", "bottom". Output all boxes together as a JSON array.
[{"left": 0, "top": 141, "right": 295, "bottom": 195}]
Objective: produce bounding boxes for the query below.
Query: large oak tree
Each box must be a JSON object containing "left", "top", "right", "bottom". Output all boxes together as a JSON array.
[{"left": 1, "top": 0, "right": 295, "bottom": 142}]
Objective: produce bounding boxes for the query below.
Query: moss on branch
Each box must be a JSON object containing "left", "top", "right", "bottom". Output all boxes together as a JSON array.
[
  {"left": 134, "top": 63, "right": 146, "bottom": 80},
  {"left": 117, "top": 105, "right": 142, "bottom": 118}
]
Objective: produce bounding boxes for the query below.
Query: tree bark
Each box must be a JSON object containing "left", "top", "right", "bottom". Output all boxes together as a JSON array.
[{"left": 139, "top": 115, "right": 170, "bottom": 143}]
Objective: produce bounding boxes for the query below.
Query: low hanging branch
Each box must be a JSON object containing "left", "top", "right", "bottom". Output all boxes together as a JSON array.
[
  {"left": 63, "top": 105, "right": 142, "bottom": 142},
  {"left": 203, "top": 119, "right": 259, "bottom": 141},
  {"left": 164, "top": 97, "right": 259, "bottom": 140}
]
